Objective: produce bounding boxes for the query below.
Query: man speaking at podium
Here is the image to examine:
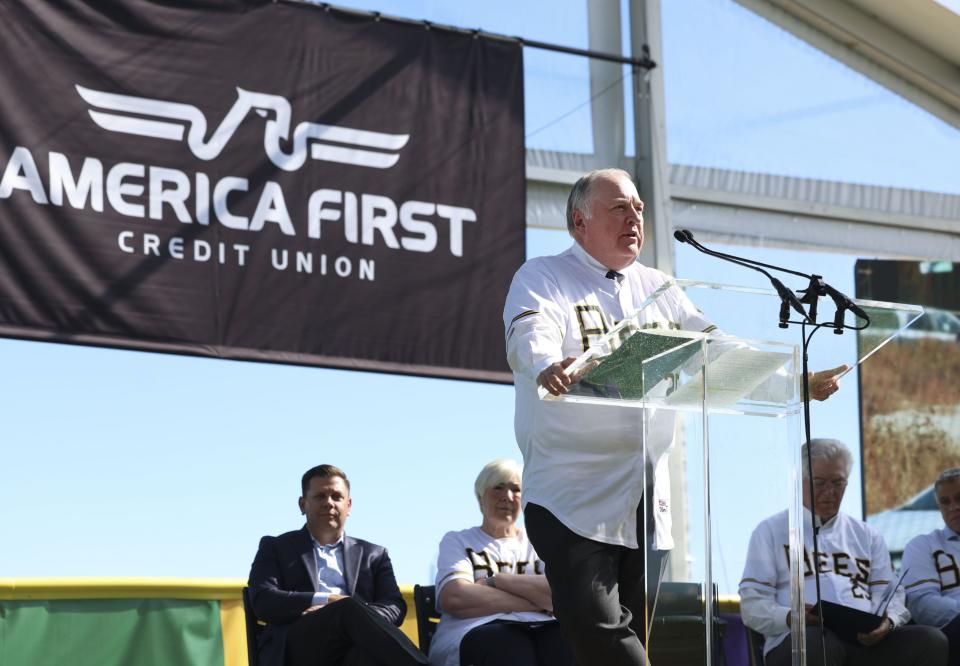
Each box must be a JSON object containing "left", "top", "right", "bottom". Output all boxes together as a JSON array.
[{"left": 503, "top": 168, "right": 845, "bottom": 665}]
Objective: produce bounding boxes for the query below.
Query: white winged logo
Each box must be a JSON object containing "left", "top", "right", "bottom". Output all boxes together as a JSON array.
[{"left": 75, "top": 84, "right": 410, "bottom": 170}]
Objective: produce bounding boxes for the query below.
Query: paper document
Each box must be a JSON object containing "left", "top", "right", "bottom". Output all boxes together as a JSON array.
[
  {"left": 811, "top": 569, "right": 907, "bottom": 643},
  {"left": 579, "top": 330, "right": 701, "bottom": 400},
  {"left": 665, "top": 347, "right": 791, "bottom": 409}
]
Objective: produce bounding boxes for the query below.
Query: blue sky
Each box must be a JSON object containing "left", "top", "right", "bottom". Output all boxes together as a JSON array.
[{"left": 2, "top": 0, "right": 958, "bottom": 592}]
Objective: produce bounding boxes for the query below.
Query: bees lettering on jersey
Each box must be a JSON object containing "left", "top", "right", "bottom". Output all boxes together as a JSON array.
[
  {"left": 465, "top": 548, "right": 544, "bottom": 580},
  {"left": 782, "top": 545, "right": 871, "bottom": 599},
  {"left": 933, "top": 549, "right": 960, "bottom": 591}
]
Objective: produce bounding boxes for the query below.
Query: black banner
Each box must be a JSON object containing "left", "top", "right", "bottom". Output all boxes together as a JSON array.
[{"left": 0, "top": 0, "right": 525, "bottom": 381}]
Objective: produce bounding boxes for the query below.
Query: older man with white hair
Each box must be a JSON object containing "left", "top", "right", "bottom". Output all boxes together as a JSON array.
[
  {"left": 740, "top": 438, "right": 947, "bottom": 666},
  {"left": 902, "top": 467, "right": 960, "bottom": 665},
  {"left": 503, "top": 168, "right": 847, "bottom": 665}
]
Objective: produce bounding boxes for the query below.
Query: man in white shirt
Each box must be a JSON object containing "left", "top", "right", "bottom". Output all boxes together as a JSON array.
[
  {"left": 902, "top": 467, "right": 960, "bottom": 666},
  {"left": 740, "top": 439, "right": 947, "bottom": 666},
  {"left": 503, "top": 168, "right": 846, "bottom": 665},
  {"left": 248, "top": 464, "right": 428, "bottom": 666}
]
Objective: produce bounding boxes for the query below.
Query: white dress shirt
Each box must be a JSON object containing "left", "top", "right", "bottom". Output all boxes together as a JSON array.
[{"left": 310, "top": 534, "right": 346, "bottom": 606}]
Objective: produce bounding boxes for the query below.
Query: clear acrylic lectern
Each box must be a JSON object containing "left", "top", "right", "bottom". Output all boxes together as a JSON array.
[{"left": 539, "top": 279, "right": 923, "bottom": 666}]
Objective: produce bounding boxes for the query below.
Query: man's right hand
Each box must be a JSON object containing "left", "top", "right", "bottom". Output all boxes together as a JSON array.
[
  {"left": 786, "top": 603, "right": 821, "bottom": 627},
  {"left": 301, "top": 594, "right": 349, "bottom": 615},
  {"left": 538, "top": 357, "right": 576, "bottom": 396}
]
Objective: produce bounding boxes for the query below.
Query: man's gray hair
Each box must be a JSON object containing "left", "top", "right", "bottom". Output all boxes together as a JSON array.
[
  {"left": 801, "top": 438, "right": 853, "bottom": 479},
  {"left": 935, "top": 467, "right": 960, "bottom": 492},
  {"left": 474, "top": 458, "right": 522, "bottom": 509},
  {"left": 565, "top": 168, "right": 634, "bottom": 235}
]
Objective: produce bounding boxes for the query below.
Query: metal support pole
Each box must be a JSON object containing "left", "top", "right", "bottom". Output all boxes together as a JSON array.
[
  {"left": 629, "top": 0, "right": 673, "bottom": 275},
  {"left": 587, "top": 0, "right": 627, "bottom": 168}
]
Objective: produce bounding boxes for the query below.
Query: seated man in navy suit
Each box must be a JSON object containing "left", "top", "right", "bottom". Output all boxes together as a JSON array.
[{"left": 248, "top": 464, "right": 428, "bottom": 666}]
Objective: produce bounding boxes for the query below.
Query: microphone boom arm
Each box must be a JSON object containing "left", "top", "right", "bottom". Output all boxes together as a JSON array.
[{"left": 673, "top": 229, "right": 810, "bottom": 327}]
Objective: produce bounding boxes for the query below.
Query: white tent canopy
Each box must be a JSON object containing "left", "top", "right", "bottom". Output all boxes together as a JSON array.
[{"left": 525, "top": 0, "right": 960, "bottom": 269}]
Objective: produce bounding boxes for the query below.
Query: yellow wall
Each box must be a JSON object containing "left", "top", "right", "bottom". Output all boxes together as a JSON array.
[
  {"left": 0, "top": 578, "right": 425, "bottom": 661},
  {"left": 0, "top": 577, "right": 736, "bottom": 659}
]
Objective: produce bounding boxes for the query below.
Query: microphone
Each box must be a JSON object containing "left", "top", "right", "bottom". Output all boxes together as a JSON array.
[
  {"left": 833, "top": 305, "right": 847, "bottom": 334},
  {"left": 779, "top": 299, "right": 791, "bottom": 326},
  {"left": 674, "top": 229, "right": 870, "bottom": 331},
  {"left": 770, "top": 277, "right": 809, "bottom": 322},
  {"left": 821, "top": 283, "right": 870, "bottom": 323}
]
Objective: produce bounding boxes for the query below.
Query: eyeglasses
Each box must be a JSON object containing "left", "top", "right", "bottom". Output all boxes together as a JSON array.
[{"left": 812, "top": 478, "right": 847, "bottom": 491}]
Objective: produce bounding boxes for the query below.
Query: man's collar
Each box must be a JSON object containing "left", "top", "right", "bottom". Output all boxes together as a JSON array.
[
  {"left": 309, "top": 532, "right": 345, "bottom": 550},
  {"left": 946, "top": 527, "right": 960, "bottom": 541},
  {"left": 569, "top": 241, "right": 638, "bottom": 277},
  {"left": 803, "top": 507, "right": 839, "bottom": 528},
  {"left": 570, "top": 242, "right": 610, "bottom": 274}
]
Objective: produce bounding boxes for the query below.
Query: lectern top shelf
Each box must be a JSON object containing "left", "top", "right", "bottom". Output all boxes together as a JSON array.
[{"left": 539, "top": 279, "right": 923, "bottom": 416}]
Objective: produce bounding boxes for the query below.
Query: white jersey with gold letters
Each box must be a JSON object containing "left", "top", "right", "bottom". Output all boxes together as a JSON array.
[
  {"left": 429, "top": 526, "right": 552, "bottom": 666},
  {"left": 503, "top": 242, "right": 714, "bottom": 549},
  {"left": 902, "top": 526, "right": 960, "bottom": 628},
  {"left": 739, "top": 509, "right": 909, "bottom": 655}
]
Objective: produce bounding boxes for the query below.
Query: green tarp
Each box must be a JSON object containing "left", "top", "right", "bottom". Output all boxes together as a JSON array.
[{"left": 0, "top": 599, "right": 225, "bottom": 666}]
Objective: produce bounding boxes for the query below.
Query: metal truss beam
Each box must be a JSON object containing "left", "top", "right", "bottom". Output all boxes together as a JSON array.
[{"left": 526, "top": 156, "right": 960, "bottom": 260}]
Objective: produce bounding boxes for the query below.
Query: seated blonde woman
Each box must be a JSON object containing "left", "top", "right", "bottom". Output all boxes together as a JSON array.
[{"left": 428, "top": 459, "right": 575, "bottom": 666}]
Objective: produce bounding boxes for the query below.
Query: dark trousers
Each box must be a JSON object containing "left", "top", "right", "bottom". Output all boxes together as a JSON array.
[
  {"left": 459, "top": 619, "right": 576, "bottom": 666},
  {"left": 764, "top": 624, "right": 948, "bottom": 666},
  {"left": 942, "top": 615, "right": 960, "bottom": 666},
  {"left": 285, "top": 597, "right": 428, "bottom": 666},
  {"left": 524, "top": 502, "right": 667, "bottom": 666}
]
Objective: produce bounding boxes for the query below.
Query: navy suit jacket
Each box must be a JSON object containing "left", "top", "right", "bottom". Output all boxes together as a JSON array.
[{"left": 247, "top": 527, "right": 406, "bottom": 666}]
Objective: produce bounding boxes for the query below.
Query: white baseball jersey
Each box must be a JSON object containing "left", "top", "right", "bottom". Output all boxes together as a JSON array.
[
  {"left": 503, "top": 242, "right": 714, "bottom": 549},
  {"left": 429, "top": 526, "right": 552, "bottom": 666},
  {"left": 902, "top": 526, "right": 960, "bottom": 628},
  {"left": 739, "top": 509, "right": 910, "bottom": 655}
]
